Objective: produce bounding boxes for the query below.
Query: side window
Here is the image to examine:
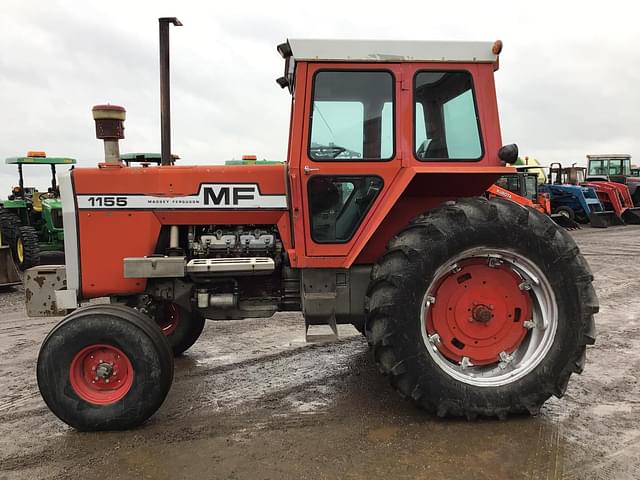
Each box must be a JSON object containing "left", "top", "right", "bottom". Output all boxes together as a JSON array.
[
  {"left": 608, "top": 160, "right": 622, "bottom": 176},
  {"left": 309, "top": 71, "right": 394, "bottom": 161},
  {"left": 588, "top": 160, "right": 604, "bottom": 176},
  {"left": 309, "top": 176, "right": 383, "bottom": 243},
  {"left": 495, "top": 175, "right": 520, "bottom": 194},
  {"left": 525, "top": 176, "right": 538, "bottom": 201},
  {"left": 414, "top": 71, "right": 482, "bottom": 161}
]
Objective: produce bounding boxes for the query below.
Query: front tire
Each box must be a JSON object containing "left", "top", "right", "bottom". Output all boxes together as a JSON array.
[
  {"left": 555, "top": 205, "right": 575, "bottom": 220},
  {"left": 37, "top": 304, "right": 174, "bottom": 431},
  {"left": 365, "top": 197, "right": 597, "bottom": 418},
  {"left": 14, "top": 225, "right": 40, "bottom": 270}
]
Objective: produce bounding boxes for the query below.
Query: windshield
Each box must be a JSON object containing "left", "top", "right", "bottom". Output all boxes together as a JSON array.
[{"left": 589, "top": 158, "right": 631, "bottom": 176}]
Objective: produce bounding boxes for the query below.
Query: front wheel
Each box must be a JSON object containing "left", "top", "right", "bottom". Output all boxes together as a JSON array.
[
  {"left": 555, "top": 205, "right": 575, "bottom": 220},
  {"left": 14, "top": 225, "right": 40, "bottom": 270},
  {"left": 365, "top": 197, "right": 597, "bottom": 418},
  {"left": 37, "top": 304, "right": 174, "bottom": 431}
]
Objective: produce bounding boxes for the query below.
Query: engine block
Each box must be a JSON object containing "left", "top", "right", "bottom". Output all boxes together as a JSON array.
[{"left": 188, "top": 225, "right": 281, "bottom": 261}]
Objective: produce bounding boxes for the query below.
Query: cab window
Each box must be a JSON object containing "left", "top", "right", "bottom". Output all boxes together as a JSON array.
[
  {"left": 308, "top": 176, "right": 383, "bottom": 243},
  {"left": 524, "top": 175, "right": 538, "bottom": 202},
  {"left": 414, "top": 71, "right": 482, "bottom": 161},
  {"left": 495, "top": 175, "right": 520, "bottom": 194},
  {"left": 309, "top": 71, "right": 394, "bottom": 161},
  {"left": 588, "top": 160, "right": 605, "bottom": 176}
]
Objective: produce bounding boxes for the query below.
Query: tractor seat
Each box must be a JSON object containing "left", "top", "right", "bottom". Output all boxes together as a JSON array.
[{"left": 31, "top": 191, "right": 44, "bottom": 212}]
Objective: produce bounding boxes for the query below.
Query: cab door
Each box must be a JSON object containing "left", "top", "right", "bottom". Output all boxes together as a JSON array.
[{"left": 298, "top": 64, "right": 403, "bottom": 259}]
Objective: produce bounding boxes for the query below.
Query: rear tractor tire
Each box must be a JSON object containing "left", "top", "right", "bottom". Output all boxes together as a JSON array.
[
  {"left": 37, "top": 304, "right": 174, "bottom": 431},
  {"left": 0, "top": 210, "right": 21, "bottom": 248},
  {"left": 155, "top": 302, "right": 206, "bottom": 356},
  {"left": 14, "top": 225, "right": 40, "bottom": 270},
  {"left": 365, "top": 197, "right": 597, "bottom": 419}
]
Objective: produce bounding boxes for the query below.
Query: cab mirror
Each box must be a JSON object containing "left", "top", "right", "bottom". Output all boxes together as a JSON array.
[{"left": 498, "top": 144, "right": 518, "bottom": 165}]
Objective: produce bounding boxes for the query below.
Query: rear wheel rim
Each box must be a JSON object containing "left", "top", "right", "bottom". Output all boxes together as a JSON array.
[
  {"left": 421, "top": 248, "right": 558, "bottom": 387},
  {"left": 69, "top": 344, "right": 134, "bottom": 404},
  {"left": 157, "top": 303, "right": 180, "bottom": 336}
]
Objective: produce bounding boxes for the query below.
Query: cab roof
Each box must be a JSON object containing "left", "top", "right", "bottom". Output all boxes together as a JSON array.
[
  {"left": 282, "top": 39, "right": 500, "bottom": 63},
  {"left": 6, "top": 156, "right": 76, "bottom": 165},
  {"left": 586, "top": 154, "right": 631, "bottom": 160}
]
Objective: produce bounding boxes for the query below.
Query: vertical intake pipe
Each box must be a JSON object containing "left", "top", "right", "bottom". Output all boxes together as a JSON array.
[{"left": 92, "top": 104, "right": 126, "bottom": 164}]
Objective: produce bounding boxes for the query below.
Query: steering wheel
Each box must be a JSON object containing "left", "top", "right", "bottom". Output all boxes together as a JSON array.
[{"left": 416, "top": 140, "right": 429, "bottom": 159}]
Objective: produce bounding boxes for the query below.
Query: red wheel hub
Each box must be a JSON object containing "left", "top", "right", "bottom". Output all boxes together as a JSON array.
[
  {"left": 69, "top": 344, "right": 134, "bottom": 405},
  {"left": 425, "top": 259, "right": 533, "bottom": 365},
  {"left": 158, "top": 303, "right": 180, "bottom": 336}
]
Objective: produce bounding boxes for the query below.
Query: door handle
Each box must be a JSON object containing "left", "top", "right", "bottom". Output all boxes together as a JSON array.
[{"left": 303, "top": 165, "right": 320, "bottom": 175}]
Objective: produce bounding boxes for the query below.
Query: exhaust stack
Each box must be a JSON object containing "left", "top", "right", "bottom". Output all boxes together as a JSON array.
[
  {"left": 159, "top": 17, "right": 182, "bottom": 166},
  {"left": 92, "top": 104, "right": 126, "bottom": 164}
]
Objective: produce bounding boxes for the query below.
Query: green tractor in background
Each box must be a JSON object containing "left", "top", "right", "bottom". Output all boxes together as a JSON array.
[{"left": 0, "top": 151, "right": 76, "bottom": 270}]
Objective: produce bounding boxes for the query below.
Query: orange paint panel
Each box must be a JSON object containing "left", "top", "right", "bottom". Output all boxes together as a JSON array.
[
  {"left": 153, "top": 211, "right": 287, "bottom": 225},
  {"left": 73, "top": 164, "right": 287, "bottom": 196},
  {"left": 79, "top": 211, "right": 161, "bottom": 297}
]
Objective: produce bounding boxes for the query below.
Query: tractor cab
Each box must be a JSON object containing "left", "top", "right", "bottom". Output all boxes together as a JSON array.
[
  {"left": 494, "top": 172, "right": 539, "bottom": 203},
  {"left": 587, "top": 154, "right": 640, "bottom": 206},
  {"left": 587, "top": 154, "right": 632, "bottom": 178}
]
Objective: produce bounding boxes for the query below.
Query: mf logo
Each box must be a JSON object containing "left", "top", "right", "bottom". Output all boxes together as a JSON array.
[{"left": 203, "top": 185, "right": 255, "bottom": 206}]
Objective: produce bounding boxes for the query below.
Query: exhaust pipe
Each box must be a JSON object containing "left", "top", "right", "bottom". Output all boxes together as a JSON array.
[{"left": 159, "top": 17, "right": 182, "bottom": 166}]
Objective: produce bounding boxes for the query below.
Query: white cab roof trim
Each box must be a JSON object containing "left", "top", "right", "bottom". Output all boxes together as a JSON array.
[
  {"left": 286, "top": 39, "right": 498, "bottom": 63},
  {"left": 586, "top": 154, "right": 631, "bottom": 160}
]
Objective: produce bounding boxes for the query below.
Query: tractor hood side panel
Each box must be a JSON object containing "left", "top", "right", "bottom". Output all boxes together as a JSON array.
[{"left": 68, "top": 164, "right": 289, "bottom": 298}]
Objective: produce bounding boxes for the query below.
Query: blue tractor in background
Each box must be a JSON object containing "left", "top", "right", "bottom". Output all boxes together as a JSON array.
[{"left": 539, "top": 163, "right": 619, "bottom": 228}]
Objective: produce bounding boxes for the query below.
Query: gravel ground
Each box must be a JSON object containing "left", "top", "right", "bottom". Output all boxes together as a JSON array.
[{"left": 0, "top": 226, "right": 639, "bottom": 479}]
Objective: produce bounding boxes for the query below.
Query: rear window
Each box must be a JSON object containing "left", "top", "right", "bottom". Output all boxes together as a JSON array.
[{"left": 414, "top": 71, "right": 482, "bottom": 161}]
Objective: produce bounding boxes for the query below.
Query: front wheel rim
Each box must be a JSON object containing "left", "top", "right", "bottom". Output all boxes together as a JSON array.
[
  {"left": 69, "top": 344, "right": 134, "bottom": 404},
  {"left": 420, "top": 248, "right": 558, "bottom": 387}
]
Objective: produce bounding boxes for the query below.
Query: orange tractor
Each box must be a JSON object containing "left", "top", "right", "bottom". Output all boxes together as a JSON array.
[{"left": 29, "top": 19, "right": 597, "bottom": 431}]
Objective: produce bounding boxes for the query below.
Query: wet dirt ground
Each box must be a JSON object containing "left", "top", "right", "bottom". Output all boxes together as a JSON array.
[{"left": 1, "top": 227, "right": 639, "bottom": 479}]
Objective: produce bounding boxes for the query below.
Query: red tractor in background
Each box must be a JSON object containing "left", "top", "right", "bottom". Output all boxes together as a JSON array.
[
  {"left": 559, "top": 164, "right": 640, "bottom": 225},
  {"left": 587, "top": 154, "right": 640, "bottom": 206},
  {"left": 28, "top": 19, "right": 597, "bottom": 431}
]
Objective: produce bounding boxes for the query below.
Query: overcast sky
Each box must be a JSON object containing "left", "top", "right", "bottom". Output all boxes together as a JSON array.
[{"left": 0, "top": 0, "right": 638, "bottom": 192}]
